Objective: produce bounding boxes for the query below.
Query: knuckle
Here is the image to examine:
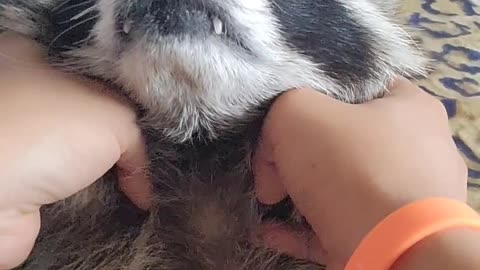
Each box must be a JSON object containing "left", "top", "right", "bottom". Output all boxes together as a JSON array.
[{"left": 425, "top": 96, "right": 448, "bottom": 117}]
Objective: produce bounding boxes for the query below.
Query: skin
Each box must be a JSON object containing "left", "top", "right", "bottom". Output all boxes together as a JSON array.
[
  {"left": 0, "top": 33, "right": 150, "bottom": 269},
  {"left": 1, "top": 33, "right": 479, "bottom": 270},
  {"left": 254, "top": 78, "right": 476, "bottom": 269}
]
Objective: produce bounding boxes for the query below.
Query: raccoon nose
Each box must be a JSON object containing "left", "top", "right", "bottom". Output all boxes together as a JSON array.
[{"left": 120, "top": 1, "right": 225, "bottom": 37}]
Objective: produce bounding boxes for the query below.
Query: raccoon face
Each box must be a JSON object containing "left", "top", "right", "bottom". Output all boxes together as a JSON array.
[{"left": 1, "top": 0, "right": 426, "bottom": 141}]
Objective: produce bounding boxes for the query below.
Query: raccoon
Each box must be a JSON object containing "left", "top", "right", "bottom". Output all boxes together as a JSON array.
[{"left": 0, "top": 0, "right": 426, "bottom": 269}]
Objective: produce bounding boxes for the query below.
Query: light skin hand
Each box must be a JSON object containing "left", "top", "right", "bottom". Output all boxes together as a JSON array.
[{"left": 0, "top": 33, "right": 150, "bottom": 269}]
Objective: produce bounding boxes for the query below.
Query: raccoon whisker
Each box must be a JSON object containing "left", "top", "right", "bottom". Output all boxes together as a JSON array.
[
  {"left": 269, "top": 0, "right": 288, "bottom": 15},
  {"left": 69, "top": 4, "right": 98, "bottom": 21},
  {"left": 48, "top": 15, "right": 100, "bottom": 53},
  {"left": 52, "top": 0, "right": 76, "bottom": 12},
  {"left": 73, "top": 28, "right": 97, "bottom": 45},
  {"left": 72, "top": 35, "right": 92, "bottom": 45},
  {"left": 54, "top": 0, "right": 94, "bottom": 16},
  {"left": 226, "top": 2, "right": 270, "bottom": 15}
]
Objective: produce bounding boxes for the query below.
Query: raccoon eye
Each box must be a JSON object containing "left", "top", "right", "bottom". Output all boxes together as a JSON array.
[
  {"left": 122, "top": 20, "right": 133, "bottom": 34},
  {"left": 211, "top": 16, "right": 224, "bottom": 35}
]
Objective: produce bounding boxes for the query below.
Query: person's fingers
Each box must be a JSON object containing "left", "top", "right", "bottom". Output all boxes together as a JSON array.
[
  {"left": 260, "top": 87, "right": 351, "bottom": 154},
  {"left": 268, "top": 88, "right": 349, "bottom": 124},
  {"left": 106, "top": 88, "right": 152, "bottom": 210},
  {"left": 379, "top": 77, "right": 430, "bottom": 100},
  {"left": 117, "top": 134, "right": 151, "bottom": 210},
  {"left": 255, "top": 87, "right": 349, "bottom": 205},
  {"left": 0, "top": 211, "right": 40, "bottom": 269},
  {"left": 254, "top": 140, "right": 287, "bottom": 205}
]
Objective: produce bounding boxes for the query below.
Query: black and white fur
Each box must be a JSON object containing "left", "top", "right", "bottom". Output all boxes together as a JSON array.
[{"left": 0, "top": 0, "right": 427, "bottom": 269}]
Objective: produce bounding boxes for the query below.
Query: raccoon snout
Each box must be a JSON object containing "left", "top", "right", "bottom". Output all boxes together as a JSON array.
[{"left": 117, "top": 0, "right": 226, "bottom": 38}]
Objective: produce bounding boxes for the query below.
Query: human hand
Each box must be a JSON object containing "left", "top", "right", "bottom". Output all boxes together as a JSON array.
[
  {"left": 254, "top": 78, "right": 468, "bottom": 269},
  {"left": 0, "top": 33, "right": 150, "bottom": 269}
]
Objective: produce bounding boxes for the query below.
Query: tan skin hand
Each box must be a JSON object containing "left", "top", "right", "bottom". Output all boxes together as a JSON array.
[
  {"left": 0, "top": 33, "right": 150, "bottom": 269},
  {"left": 254, "top": 78, "right": 468, "bottom": 269}
]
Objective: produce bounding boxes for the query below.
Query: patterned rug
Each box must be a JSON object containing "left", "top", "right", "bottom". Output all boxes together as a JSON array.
[{"left": 401, "top": 0, "right": 480, "bottom": 210}]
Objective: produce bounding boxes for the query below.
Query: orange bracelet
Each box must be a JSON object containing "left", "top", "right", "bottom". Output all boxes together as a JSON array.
[{"left": 344, "top": 197, "right": 480, "bottom": 270}]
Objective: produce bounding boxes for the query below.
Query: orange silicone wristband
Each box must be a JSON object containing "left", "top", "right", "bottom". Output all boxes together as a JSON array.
[{"left": 344, "top": 197, "right": 480, "bottom": 270}]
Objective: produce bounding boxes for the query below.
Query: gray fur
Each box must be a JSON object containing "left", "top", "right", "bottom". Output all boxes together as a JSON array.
[{"left": 0, "top": 0, "right": 427, "bottom": 269}]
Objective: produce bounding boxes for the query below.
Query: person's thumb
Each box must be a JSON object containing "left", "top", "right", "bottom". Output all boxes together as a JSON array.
[
  {"left": 117, "top": 148, "right": 151, "bottom": 211},
  {"left": 254, "top": 139, "right": 287, "bottom": 205},
  {"left": 116, "top": 124, "right": 152, "bottom": 211},
  {"left": 0, "top": 211, "right": 40, "bottom": 269}
]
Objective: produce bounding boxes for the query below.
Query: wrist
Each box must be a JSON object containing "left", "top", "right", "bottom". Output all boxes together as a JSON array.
[
  {"left": 345, "top": 198, "right": 480, "bottom": 270},
  {"left": 392, "top": 228, "right": 480, "bottom": 270}
]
